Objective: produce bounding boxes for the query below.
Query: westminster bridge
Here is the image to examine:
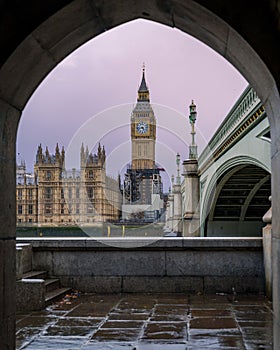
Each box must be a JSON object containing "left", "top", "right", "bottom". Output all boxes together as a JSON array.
[
  {"left": 199, "top": 86, "right": 271, "bottom": 237},
  {"left": 166, "top": 86, "right": 271, "bottom": 238}
]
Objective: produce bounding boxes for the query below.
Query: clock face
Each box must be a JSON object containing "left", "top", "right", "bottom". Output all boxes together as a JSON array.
[{"left": 136, "top": 121, "right": 148, "bottom": 134}]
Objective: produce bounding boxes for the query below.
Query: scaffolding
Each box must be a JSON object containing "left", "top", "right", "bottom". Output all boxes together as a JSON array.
[{"left": 123, "top": 168, "right": 163, "bottom": 204}]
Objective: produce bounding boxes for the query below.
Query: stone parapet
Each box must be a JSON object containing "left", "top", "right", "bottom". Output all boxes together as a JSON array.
[{"left": 17, "top": 238, "right": 264, "bottom": 294}]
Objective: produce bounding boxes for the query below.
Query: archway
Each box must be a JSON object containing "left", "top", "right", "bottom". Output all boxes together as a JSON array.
[
  {"left": 204, "top": 164, "right": 271, "bottom": 236},
  {"left": 0, "top": 1, "right": 279, "bottom": 349}
]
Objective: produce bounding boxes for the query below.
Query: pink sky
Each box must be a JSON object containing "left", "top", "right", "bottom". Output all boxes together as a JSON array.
[{"left": 17, "top": 19, "right": 247, "bottom": 189}]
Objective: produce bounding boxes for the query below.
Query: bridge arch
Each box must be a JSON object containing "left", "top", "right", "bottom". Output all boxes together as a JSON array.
[
  {"left": 0, "top": 1, "right": 280, "bottom": 348},
  {"left": 201, "top": 155, "right": 270, "bottom": 227},
  {"left": 202, "top": 156, "right": 271, "bottom": 237}
]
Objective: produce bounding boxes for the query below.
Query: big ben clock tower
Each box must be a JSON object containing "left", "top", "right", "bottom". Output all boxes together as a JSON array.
[
  {"left": 131, "top": 65, "right": 156, "bottom": 170},
  {"left": 122, "top": 66, "right": 164, "bottom": 221}
]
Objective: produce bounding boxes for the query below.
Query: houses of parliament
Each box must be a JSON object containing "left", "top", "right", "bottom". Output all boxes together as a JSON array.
[
  {"left": 16, "top": 67, "right": 164, "bottom": 226},
  {"left": 16, "top": 143, "right": 122, "bottom": 225}
]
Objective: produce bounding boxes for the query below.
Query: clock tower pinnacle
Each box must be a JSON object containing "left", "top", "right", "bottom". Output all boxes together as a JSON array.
[
  {"left": 137, "top": 64, "right": 150, "bottom": 102},
  {"left": 131, "top": 66, "right": 156, "bottom": 170}
]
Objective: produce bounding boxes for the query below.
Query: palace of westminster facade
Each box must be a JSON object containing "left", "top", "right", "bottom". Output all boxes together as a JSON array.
[
  {"left": 16, "top": 143, "right": 122, "bottom": 225},
  {"left": 16, "top": 67, "right": 164, "bottom": 226}
]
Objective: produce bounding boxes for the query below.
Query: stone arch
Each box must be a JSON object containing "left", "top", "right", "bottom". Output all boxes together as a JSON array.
[
  {"left": 0, "top": 1, "right": 280, "bottom": 348},
  {"left": 202, "top": 157, "right": 271, "bottom": 236},
  {"left": 201, "top": 155, "right": 270, "bottom": 226}
]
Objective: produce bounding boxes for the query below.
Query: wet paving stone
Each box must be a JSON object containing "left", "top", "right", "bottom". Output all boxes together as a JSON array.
[
  {"left": 16, "top": 316, "right": 57, "bottom": 330},
  {"left": 16, "top": 293, "right": 273, "bottom": 349},
  {"left": 150, "top": 314, "right": 187, "bottom": 322},
  {"left": 113, "top": 308, "right": 151, "bottom": 315},
  {"left": 55, "top": 317, "right": 103, "bottom": 327},
  {"left": 142, "top": 322, "right": 187, "bottom": 340},
  {"left": 187, "top": 337, "right": 245, "bottom": 349},
  {"left": 108, "top": 313, "right": 149, "bottom": 321},
  {"left": 101, "top": 320, "right": 144, "bottom": 329},
  {"left": 22, "top": 336, "right": 86, "bottom": 349},
  {"left": 92, "top": 328, "right": 141, "bottom": 341},
  {"left": 188, "top": 329, "right": 245, "bottom": 349},
  {"left": 190, "top": 317, "right": 237, "bottom": 329},
  {"left": 190, "top": 309, "right": 232, "bottom": 317},
  {"left": 116, "top": 300, "right": 155, "bottom": 310},
  {"left": 243, "top": 341, "right": 272, "bottom": 349},
  {"left": 43, "top": 325, "right": 95, "bottom": 337},
  {"left": 67, "top": 302, "right": 116, "bottom": 317},
  {"left": 235, "top": 312, "right": 273, "bottom": 322},
  {"left": 16, "top": 327, "right": 42, "bottom": 349},
  {"left": 82, "top": 343, "right": 135, "bottom": 350},
  {"left": 190, "top": 303, "right": 231, "bottom": 311},
  {"left": 189, "top": 294, "right": 230, "bottom": 304},
  {"left": 241, "top": 327, "right": 273, "bottom": 348},
  {"left": 238, "top": 320, "right": 273, "bottom": 327},
  {"left": 137, "top": 343, "right": 187, "bottom": 350},
  {"left": 152, "top": 305, "right": 189, "bottom": 323}
]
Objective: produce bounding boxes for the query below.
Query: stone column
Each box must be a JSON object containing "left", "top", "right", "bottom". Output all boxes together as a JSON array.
[
  {"left": 172, "top": 183, "right": 182, "bottom": 234},
  {"left": 263, "top": 197, "right": 272, "bottom": 299},
  {"left": 165, "top": 201, "right": 170, "bottom": 230},
  {"left": 182, "top": 159, "right": 200, "bottom": 236},
  {"left": 172, "top": 153, "right": 182, "bottom": 235},
  {"left": 0, "top": 102, "right": 18, "bottom": 350},
  {"left": 168, "top": 193, "right": 174, "bottom": 231}
]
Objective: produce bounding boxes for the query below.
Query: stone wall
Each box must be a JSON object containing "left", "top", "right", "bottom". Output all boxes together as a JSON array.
[{"left": 17, "top": 237, "right": 265, "bottom": 294}]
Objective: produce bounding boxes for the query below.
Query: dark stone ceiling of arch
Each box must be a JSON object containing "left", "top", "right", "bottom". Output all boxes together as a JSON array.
[{"left": 213, "top": 165, "right": 271, "bottom": 221}]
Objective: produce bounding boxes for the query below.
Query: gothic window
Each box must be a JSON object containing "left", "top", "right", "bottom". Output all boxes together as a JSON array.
[
  {"left": 28, "top": 189, "right": 32, "bottom": 199},
  {"left": 18, "top": 205, "right": 22, "bottom": 215},
  {"left": 87, "top": 187, "right": 93, "bottom": 199},
  {"left": 61, "top": 189, "right": 64, "bottom": 199},
  {"left": 76, "top": 188, "right": 80, "bottom": 199},
  {"left": 28, "top": 218, "right": 32, "bottom": 223},
  {"left": 68, "top": 188, "right": 72, "bottom": 199},
  {"left": 18, "top": 189, "right": 22, "bottom": 200},
  {"left": 76, "top": 204, "right": 80, "bottom": 214},
  {"left": 28, "top": 205, "right": 33, "bottom": 215},
  {"left": 88, "top": 170, "right": 93, "bottom": 179},
  {"left": 46, "top": 170, "right": 52, "bottom": 180},
  {"left": 45, "top": 204, "right": 52, "bottom": 215},
  {"left": 45, "top": 187, "right": 52, "bottom": 199},
  {"left": 61, "top": 204, "right": 64, "bottom": 214}
]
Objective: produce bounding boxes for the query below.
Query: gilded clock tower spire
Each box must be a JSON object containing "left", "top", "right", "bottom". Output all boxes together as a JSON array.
[
  {"left": 131, "top": 65, "right": 156, "bottom": 170},
  {"left": 137, "top": 64, "right": 150, "bottom": 102}
]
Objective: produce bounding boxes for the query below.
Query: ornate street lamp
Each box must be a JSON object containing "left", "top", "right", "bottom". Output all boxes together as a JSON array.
[{"left": 189, "top": 100, "right": 198, "bottom": 159}]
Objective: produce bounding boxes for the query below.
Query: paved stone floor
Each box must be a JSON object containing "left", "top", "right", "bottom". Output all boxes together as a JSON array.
[{"left": 16, "top": 293, "right": 273, "bottom": 349}]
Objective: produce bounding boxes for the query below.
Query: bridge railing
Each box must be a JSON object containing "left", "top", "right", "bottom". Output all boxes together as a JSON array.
[{"left": 199, "top": 86, "right": 262, "bottom": 169}]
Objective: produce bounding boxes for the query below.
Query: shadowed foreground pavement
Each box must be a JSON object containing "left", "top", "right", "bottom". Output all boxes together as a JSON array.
[{"left": 17, "top": 293, "right": 273, "bottom": 349}]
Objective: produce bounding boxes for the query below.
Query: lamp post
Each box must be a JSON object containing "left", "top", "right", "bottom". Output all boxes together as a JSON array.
[
  {"left": 181, "top": 99, "right": 200, "bottom": 236},
  {"left": 176, "top": 153, "right": 181, "bottom": 185},
  {"left": 189, "top": 100, "right": 198, "bottom": 160}
]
